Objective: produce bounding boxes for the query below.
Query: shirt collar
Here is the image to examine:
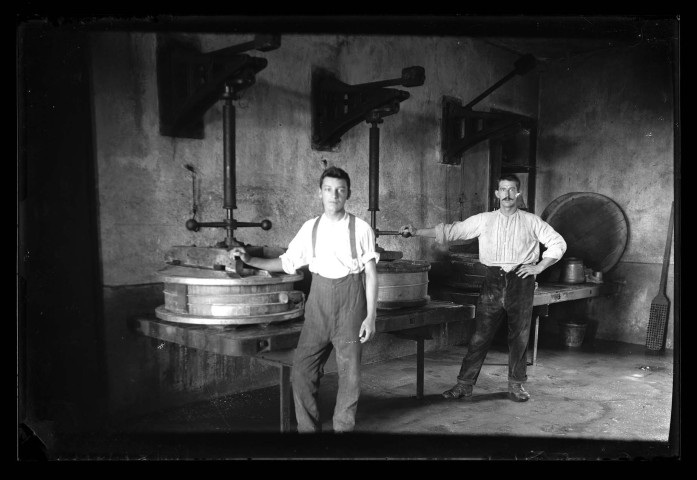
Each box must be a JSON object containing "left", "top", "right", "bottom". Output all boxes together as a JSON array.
[
  {"left": 321, "top": 211, "right": 348, "bottom": 223},
  {"left": 496, "top": 208, "right": 520, "bottom": 219}
]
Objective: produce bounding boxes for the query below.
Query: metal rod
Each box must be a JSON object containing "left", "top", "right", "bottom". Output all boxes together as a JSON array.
[
  {"left": 355, "top": 77, "right": 402, "bottom": 89},
  {"left": 368, "top": 122, "right": 380, "bottom": 231},
  {"left": 203, "top": 40, "right": 257, "bottom": 58},
  {"left": 226, "top": 210, "right": 234, "bottom": 248},
  {"left": 192, "top": 221, "right": 228, "bottom": 228},
  {"left": 376, "top": 230, "right": 411, "bottom": 237},
  {"left": 223, "top": 85, "right": 236, "bottom": 211},
  {"left": 223, "top": 84, "right": 236, "bottom": 247},
  {"left": 464, "top": 71, "right": 516, "bottom": 109}
]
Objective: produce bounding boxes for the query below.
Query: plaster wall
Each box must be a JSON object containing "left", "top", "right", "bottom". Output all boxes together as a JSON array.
[{"left": 535, "top": 44, "right": 676, "bottom": 347}]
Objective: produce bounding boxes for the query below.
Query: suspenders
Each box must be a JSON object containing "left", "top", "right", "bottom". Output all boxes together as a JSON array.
[{"left": 312, "top": 213, "right": 357, "bottom": 260}]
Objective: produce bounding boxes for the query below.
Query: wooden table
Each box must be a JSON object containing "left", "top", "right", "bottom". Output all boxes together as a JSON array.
[
  {"left": 133, "top": 300, "right": 470, "bottom": 432},
  {"left": 436, "top": 281, "right": 620, "bottom": 366}
]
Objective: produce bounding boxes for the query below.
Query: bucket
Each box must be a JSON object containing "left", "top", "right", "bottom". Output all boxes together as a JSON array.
[{"left": 559, "top": 321, "right": 587, "bottom": 347}]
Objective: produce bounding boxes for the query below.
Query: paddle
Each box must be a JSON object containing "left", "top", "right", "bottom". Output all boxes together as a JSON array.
[{"left": 645, "top": 201, "right": 674, "bottom": 352}]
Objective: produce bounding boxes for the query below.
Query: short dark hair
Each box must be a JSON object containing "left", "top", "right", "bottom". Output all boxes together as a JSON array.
[
  {"left": 498, "top": 173, "right": 521, "bottom": 190},
  {"left": 319, "top": 166, "right": 351, "bottom": 192}
]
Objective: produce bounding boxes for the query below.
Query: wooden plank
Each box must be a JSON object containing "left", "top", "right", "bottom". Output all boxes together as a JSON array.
[
  {"left": 532, "top": 282, "right": 617, "bottom": 306},
  {"left": 134, "top": 301, "right": 468, "bottom": 357},
  {"left": 134, "top": 317, "right": 304, "bottom": 356},
  {"left": 434, "top": 282, "right": 618, "bottom": 308},
  {"left": 154, "top": 304, "right": 304, "bottom": 326},
  {"left": 376, "top": 302, "right": 472, "bottom": 333}
]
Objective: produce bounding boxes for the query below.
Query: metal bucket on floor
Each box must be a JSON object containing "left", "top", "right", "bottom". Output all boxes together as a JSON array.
[
  {"left": 559, "top": 321, "right": 587, "bottom": 347},
  {"left": 376, "top": 259, "right": 430, "bottom": 309}
]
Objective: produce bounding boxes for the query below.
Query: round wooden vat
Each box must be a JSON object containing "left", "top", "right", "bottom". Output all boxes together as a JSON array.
[
  {"left": 541, "top": 192, "right": 628, "bottom": 274},
  {"left": 156, "top": 265, "right": 305, "bottom": 325},
  {"left": 376, "top": 259, "right": 431, "bottom": 309}
]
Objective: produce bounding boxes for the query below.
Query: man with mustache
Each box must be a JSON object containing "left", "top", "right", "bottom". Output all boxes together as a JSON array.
[
  {"left": 399, "top": 174, "right": 566, "bottom": 402},
  {"left": 231, "top": 166, "right": 378, "bottom": 432}
]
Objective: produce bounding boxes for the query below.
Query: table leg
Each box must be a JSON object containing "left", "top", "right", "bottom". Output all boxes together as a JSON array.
[
  {"left": 528, "top": 305, "right": 548, "bottom": 366},
  {"left": 279, "top": 364, "right": 292, "bottom": 433},
  {"left": 532, "top": 313, "right": 540, "bottom": 366},
  {"left": 416, "top": 338, "right": 424, "bottom": 400}
]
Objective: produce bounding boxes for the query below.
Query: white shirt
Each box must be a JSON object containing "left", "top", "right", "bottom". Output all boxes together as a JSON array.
[
  {"left": 279, "top": 212, "right": 380, "bottom": 279},
  {"left": 435, "top": 209, "right": 567, "bottom": 272}
]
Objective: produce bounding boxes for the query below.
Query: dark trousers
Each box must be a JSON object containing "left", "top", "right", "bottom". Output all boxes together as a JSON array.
[
  {"left": 291, "top": 273, "right": 366, "bottom": 433},
  {"left": 457, "top": 266, "right": 536, "bottom": 386}
]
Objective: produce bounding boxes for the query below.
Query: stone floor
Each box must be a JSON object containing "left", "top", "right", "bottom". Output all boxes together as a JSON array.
[{"left": 43, "top": 338, "right": 678, "bottom": 461}]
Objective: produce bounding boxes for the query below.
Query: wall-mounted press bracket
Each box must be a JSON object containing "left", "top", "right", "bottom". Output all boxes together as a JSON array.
[
  {"left": 440, "top": 53, "right": 536, "bottom": 165},
  {"left": 311, "top": 66, "right": 425, "bottom": 151},
  {"left": 441, "top": 99, "right": 534, "bottom": 165},
  {"left": 157, "top": 34, "right": 281, "bottom": 139}
]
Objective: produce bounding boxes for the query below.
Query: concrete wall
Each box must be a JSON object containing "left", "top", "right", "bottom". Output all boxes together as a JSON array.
[
  {"left": 535, "top": 43, "right": 676, "bottom": 347},
  {"left": 90, "top": 32, "right": 538, "bottom": 419}
]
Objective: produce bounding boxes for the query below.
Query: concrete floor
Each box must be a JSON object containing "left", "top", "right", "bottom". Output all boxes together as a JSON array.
[{"left": 44, "top": 337, "right": 678, "bottom": 461}]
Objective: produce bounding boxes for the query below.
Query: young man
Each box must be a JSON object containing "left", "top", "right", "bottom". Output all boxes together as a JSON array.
[
  {"left": 230, "top": 166, "right": 379, "bottom": 432},
  {"left": 399, "top": 174, "right": 566, "bottom": 402}
]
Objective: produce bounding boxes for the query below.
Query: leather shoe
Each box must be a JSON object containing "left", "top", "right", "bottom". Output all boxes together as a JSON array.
[
  {"left": 442, "top": 383, "right": 473, "bottom": 399},
  {"left": 508, "top": 382, "right": 530, "bottom": 402}
]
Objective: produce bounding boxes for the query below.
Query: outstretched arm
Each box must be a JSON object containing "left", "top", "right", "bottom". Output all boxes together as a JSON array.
[
  {"left": 230, "top": 247, "right": 284, "bottom": 272},
  {"left": 399, "top": 225, "right": 436, "bottom": 238}
]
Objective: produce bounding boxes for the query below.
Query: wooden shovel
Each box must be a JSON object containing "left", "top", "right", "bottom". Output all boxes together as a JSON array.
[{"left": 645, "top": 201, "right": 674, "bottom": 352}]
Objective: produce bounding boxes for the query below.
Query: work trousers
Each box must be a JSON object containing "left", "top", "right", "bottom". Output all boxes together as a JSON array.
[
  {"left": 291, "top": 272, "right": 366, "bottom": 433},
  {"left": 457, "top": 266, "right": 535, "bottom": 385}
]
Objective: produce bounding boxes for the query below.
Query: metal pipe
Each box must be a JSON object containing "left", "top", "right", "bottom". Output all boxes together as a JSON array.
[
  {"left": 464, "top": 54, "right": 536, "bottom": 110},
  {"left": 226, "top": 210, "right": 234, "bottom": 248},
  {"left": 376, "top": 230, "right": 411, "bottom": 237},
  {"left": 222, "top": 84, "right": 236, "bottom": 247},
  {"left": 223, "top": 85, "right": 236, "bottom": 211},
  {"left": 368, "top": 122, "right": 380, "bottom": 231},
  {"left": 355, "top": 77, "right": 402, "bottom": 90},
  {"left": 223, "top": 83, "right": 237, "bottom": 247},
  {"left": 464, "top": 71, "right": 516, "bottom": 109}
]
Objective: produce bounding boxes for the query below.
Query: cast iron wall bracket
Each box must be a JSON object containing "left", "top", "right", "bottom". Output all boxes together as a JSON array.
[
  {"left": 156, "top": 34, "right": 281, "bottom": 139},
  {"left": 311, "top": 66, "right": 425, "bottom": 151},
  {"left": 441, "top": 101, "right": 534, "bottom": 165},
  {"left": 440, "top": 54, "right": 536, "bottom": 165}
]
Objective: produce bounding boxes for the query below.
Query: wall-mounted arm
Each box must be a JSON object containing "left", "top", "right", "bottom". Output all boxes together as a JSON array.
[
  {"left": 311, "top": 66, "right": 425, "bottom": 151},
  {"left": 440, "top": 54, "right": 537, "bottom": 164},
  {"left": 441, "top": 103, "right": 532, "bottom": 164},
  {"left": 464, "top": 54, "right": 536, "bottom": 109},
  {"left": 157, "top": 34, "right": 280, "bottom": 139}
]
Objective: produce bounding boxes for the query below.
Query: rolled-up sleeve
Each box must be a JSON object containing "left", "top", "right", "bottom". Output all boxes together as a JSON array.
[
  {"left": 536, "top": 219, "right": 567, "bottom": 260},
  {"left": 358, "top": 222, "right": 380, "bottom": 267},
  {"left": 278, "top": 222, "right": 312, "bottom": 274}
]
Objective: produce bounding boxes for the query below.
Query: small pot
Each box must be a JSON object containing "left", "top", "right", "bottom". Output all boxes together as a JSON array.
[{"left": 560, "top": 257, "right": 585, "bottom": 284}]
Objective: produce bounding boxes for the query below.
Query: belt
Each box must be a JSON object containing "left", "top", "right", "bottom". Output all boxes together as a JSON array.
[{"left": 484, "top": 265, "right": 523, "bottom": 273}]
